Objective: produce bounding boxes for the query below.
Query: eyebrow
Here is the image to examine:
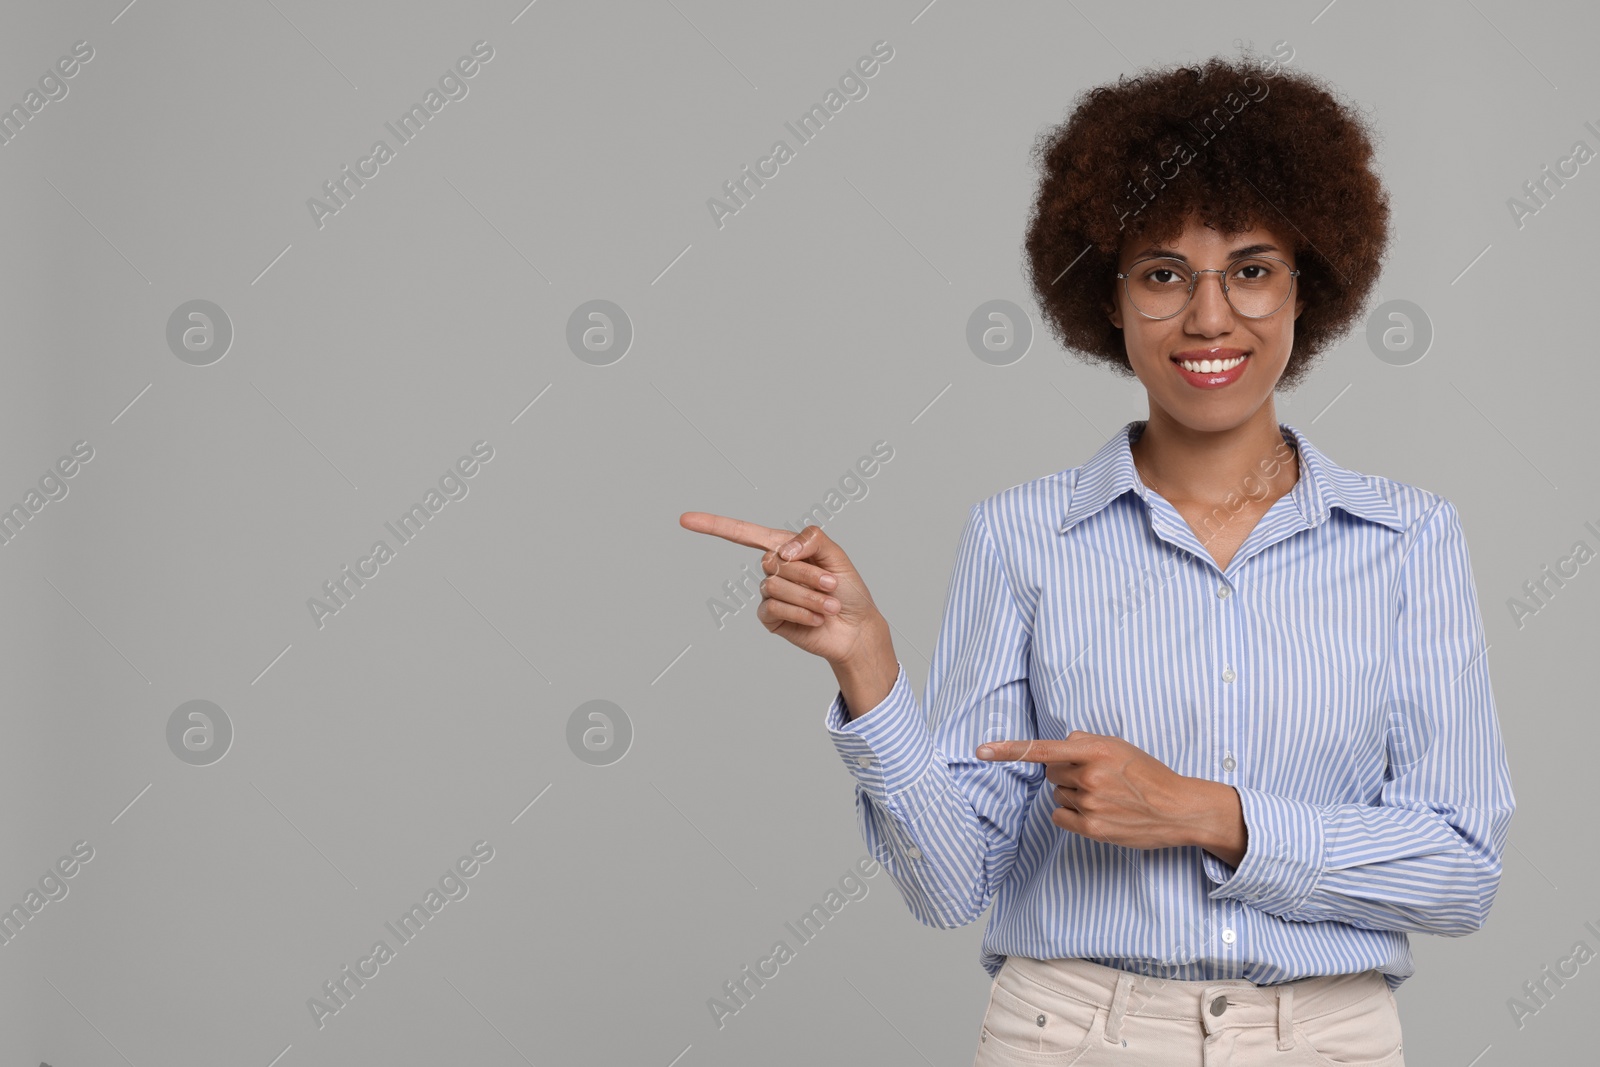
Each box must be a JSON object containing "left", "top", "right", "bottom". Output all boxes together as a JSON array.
[{"left": 1130, "top": 243, "right": 1279, "bottom": 262}]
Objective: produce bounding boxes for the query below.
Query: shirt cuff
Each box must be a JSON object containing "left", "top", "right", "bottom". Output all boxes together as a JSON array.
[
  {"left": 822, "top": 663, "right": 935, "bottom": 803},
  {"left": 1201, "top": 786, "right": 1327, "bottom": 917}
]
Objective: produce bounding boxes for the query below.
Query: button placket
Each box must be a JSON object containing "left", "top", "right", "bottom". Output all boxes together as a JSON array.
[
  {"left": 1214, "top": 572, "right": 1235, "bottom": 780},
  {"left": 1216, "top": 565, "right": 1240, "bottom": 956}
]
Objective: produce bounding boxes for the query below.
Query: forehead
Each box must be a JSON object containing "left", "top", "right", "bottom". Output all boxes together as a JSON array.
[{"left": 1120, "top": 218, "right": 1294, "bottom": 263}]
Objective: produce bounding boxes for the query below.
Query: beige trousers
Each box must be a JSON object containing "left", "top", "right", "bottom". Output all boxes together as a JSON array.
[{"left": 974, "top": 955, "right": 1405, "bottom": 1066}]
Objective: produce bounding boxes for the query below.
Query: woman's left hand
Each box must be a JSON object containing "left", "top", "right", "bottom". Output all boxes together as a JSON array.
[{"left": 977, "top": 733, "right": 1243, "bottom": 859}]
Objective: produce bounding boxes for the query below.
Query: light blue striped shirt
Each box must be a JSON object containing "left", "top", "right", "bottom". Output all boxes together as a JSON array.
[{"left": 824, "top": 419, "right": 1515, "bottom": 990}]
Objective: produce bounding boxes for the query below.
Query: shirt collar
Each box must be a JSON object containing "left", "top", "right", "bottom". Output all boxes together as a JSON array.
[{"left": 1059, "top": 420, "right": 1407, "bottom": 535}]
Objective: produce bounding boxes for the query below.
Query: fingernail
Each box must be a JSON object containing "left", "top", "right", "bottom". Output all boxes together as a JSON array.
[
  {"left": 823, "top": 598, "right": 839, "bottom": 612},
  {"left": 780, "top": 541, "right": 799, "bottom": 559},
  {"left": 977, "top": 745, "right": 995, "bottom": 759},
  {"left": 818, "top": 573, "right": 837, "bottom": 590}
]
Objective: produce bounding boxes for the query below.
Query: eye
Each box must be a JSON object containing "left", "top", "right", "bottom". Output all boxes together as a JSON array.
[
  {"left": 1230, "top": 259, "right": 1276, "bottom": 282},
  {"left": 1141, "top": 264, "right": 1187, "bottom": 285}
]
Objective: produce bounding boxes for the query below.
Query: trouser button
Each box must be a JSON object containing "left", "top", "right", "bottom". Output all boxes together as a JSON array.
[{"left": 1209, "top": 994, "right": 1228, "bottom": 1016}]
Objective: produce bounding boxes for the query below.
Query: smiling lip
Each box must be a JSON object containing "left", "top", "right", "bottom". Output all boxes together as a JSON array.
[{"left": 1171, "top": 348, "right": 1249, "bottom": 388}]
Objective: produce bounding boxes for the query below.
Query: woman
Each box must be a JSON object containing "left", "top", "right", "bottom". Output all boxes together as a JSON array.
[{"left": 682, "top": 53, "right": 1513, "bottom": 1066}]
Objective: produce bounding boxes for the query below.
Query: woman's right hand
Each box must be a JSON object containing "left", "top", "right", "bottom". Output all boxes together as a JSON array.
[{"left": 678, "top": 513, "right": 888, "bottom": 667}]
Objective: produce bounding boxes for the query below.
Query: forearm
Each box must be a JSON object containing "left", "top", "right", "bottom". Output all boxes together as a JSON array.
[
  {"left": 854, "top": 761, "right": 997, "bottom": 928},
  {"left": 824, "top": 661, "right": 1035, "bottom": 928},
  {"left": 1199, "top": 787, "right": 1513, "bottom": 935}
]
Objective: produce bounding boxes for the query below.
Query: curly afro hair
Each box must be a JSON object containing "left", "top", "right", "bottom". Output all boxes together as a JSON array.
[{"left": 1022, "top": 51, "right": 1390, "bottom": 391}]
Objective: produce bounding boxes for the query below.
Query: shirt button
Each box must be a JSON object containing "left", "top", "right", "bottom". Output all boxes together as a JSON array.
[
  {"left": 855, "top": 755, "right": 872, "bottom": 768},
  {"left": 1221, "top": 667, "right": 1236, "bottom": 683},
  {"left": 1221, "top": 927, "right": 1236, "bottom": 944},
  {"left": 906, "top": 846, "right": 922, "bottom": 860},
  {"left": 1222, "top": 755, "right": 1236, "bottom": 771},
  {"left": 1216, "top": 584, "right": 1232, "bottom": 599}
]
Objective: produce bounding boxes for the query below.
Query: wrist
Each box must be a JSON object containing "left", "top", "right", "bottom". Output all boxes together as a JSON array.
[
  {"left": 1187, "top": 777, "right": 1247, "bottom": 866},
  {"left": 832, "top": 619, "right": 898, "bottom": 721}
]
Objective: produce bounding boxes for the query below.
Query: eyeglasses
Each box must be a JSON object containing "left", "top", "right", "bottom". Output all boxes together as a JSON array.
[{"left": 1115, "top": 255, "right": 1300, "bottom": 320}]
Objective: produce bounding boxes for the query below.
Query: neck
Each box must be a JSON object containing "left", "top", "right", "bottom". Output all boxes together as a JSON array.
[{"left": 1128, "top": 405, "right": 1298, "bottom": 506}]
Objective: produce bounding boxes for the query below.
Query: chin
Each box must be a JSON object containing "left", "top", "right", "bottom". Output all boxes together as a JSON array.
[{"left": 1155, "top": 393, "right": 1272, "bottom": 429}]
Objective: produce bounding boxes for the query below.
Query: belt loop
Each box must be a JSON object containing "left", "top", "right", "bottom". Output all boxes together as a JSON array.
[
  {"left": 1104, "top": 972, "right": 1134, "bottom": 1043},
  {"left": 1276, "top": 984, "right": 1293, "bottom": 1051}
]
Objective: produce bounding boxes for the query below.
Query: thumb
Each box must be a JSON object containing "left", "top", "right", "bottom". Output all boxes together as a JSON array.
[{"left": 774, "top": 524, "right": 852, "bottom": 574}]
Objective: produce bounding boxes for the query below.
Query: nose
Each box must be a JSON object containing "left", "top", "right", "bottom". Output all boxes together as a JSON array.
[{"left": 1183, "top": 269, "right": 1235, "bottom": 334}]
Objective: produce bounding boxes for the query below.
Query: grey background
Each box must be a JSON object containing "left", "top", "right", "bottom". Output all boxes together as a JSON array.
[{"left": 1, "top": 0, "right": 1594, "bottom": 1063}]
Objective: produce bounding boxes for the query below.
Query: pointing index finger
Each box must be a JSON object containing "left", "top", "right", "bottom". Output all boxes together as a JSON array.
[
  {"left": 976, "top": 737, "right": 1089, "bottom": 763},
  {"left": 679, "top": 511, "right": 792, "bottom": 553}
]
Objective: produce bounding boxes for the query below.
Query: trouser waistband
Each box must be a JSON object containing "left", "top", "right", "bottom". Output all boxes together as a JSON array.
[{"left": 1001, "top": 955, "right": 1390, "bottom": 1050}]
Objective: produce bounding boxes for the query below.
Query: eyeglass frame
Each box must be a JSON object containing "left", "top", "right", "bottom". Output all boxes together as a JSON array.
[{"left": 1114, "top": 254, "right": 1301, "bottom": 321}]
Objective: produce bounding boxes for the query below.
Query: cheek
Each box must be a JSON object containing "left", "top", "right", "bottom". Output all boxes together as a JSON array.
[
  {"left": 1122, "top": 319, "right": 1169, "bottom": 367},
  {"left": 1258, "top": 319, "right": 1296, "bottom": 361}
]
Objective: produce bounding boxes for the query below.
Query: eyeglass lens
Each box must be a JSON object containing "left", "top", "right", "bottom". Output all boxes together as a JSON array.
[{"left": 1124, "top": 257, "right": 1293, "bottom": 319}]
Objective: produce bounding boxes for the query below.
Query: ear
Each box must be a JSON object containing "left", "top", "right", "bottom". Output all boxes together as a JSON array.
[
  {"left": 1106, "top": 296, "right": 1122, "bottom": 331},
  {"left": 1293, "top": 293, "right": 1305, "bottom": 319}
]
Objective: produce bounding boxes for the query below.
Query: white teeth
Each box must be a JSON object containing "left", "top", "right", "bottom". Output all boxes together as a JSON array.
[{"left": 1177, "top": 355, "right": 1245, "bottom": 373}]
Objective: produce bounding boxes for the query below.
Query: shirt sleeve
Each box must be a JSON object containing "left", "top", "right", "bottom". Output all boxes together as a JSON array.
[
  {"left": 822, "top": 501, "right": 1045, "bottom": 928},
  {"left": 1200, "top": 498, "right": 1517, "bottom": 935}
]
